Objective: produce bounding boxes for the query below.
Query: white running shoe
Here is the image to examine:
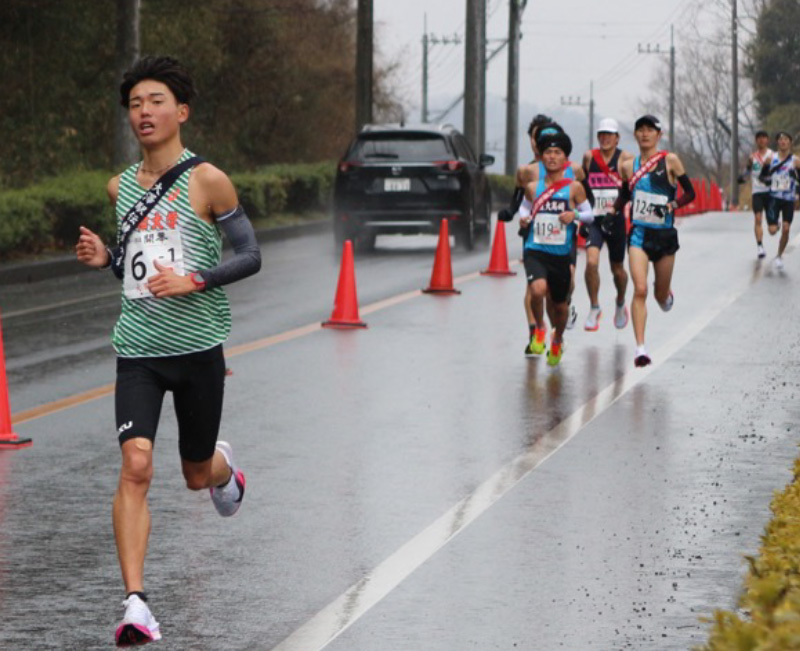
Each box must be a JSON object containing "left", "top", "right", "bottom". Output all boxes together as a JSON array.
[
  {"left": 566, "top": 303, "right": 577, "bottom": 330},
  {"left": 757, "top": 244, "right": 766, "bottom": 259},
  {"left": 210, "top": 441, "right": 246, "bottom": 517},
  {"left": 584, "top": 306, "right": 602, "bottom": 331},
  {"left": 658, "top": 291, "right": 674, "bottom": 312},
  {"left": 115, "top": 594, "right": 161, "bottom": 647},
  {"left": 774, "top": 256, "right": 784, "bottom": 270},
  {"left": 614, "top": 302, "right": 629, "bottom": 329}
]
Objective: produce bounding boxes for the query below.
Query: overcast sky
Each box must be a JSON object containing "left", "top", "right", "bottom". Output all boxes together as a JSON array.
[{"left": 373, "top": 0, "right": 728, "bottom": 164}]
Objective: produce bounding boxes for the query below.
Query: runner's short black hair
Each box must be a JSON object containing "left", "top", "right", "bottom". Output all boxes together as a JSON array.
[
  {"left": 537, "top": 131, "right": 572, "bottom": 158},
  {"left": 755, "top": 130, "right": 769, "bottom": 139},
  {"left": 527, "top": 114, "right": 552, "bottom": 137},
  {"left": 775, "top": 130, "right": 794, "bottom": 142},
  {"left": 120, "top": 56, "right": 196, "bottom": 108}
]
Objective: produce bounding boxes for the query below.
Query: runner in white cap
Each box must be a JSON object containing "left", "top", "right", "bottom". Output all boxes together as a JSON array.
[{"left": 580, "top": 118, "right": 634, "bottom": 330}]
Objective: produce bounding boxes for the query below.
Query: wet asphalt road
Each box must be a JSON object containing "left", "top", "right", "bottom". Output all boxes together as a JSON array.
[{"left": 0, "top": 212, "right": 798, "bottom": 651}]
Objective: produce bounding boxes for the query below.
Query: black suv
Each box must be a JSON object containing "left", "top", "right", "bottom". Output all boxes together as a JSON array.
[{"left": 333, "top": 123, "right": 495, "bottom": 251}]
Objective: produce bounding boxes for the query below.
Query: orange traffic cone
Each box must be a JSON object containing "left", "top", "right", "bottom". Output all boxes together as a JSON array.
[
  {"left": 0, "top": 312, "right": 32, "bottom": 449},
  {"left": 480, "top": 220, "right": 516, "bottom": 276},
  {"left": 322, "top": 240, "right": 367, "bottom": 329},
  {"left": 423, "top": 219, "right": 461, "bottom": 294}
]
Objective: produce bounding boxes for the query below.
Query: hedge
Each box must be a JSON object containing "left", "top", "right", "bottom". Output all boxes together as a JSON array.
[
  {"left": 0, "top": 162, "right": 337, "bottom": 262},
  {"left": 0, "top": 164, "right": 517, "bottom": 261},
  {"left": 696, "top": 454, "right": 800, "bottom": 650}
]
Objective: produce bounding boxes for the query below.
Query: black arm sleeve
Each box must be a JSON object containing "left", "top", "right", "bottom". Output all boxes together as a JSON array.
[
  {"left": 674, "top": 174, "right": 696, "bottom": 208},
  {"left": 498, "top": 186, "right": 525, "bottom": 222},
  {"left": 612, "top": 182, "right": 631, "bottom": 213},
  {"left": 200, "top": 205, "right": 262, "bottom": 290},
  {"left": 509, "top": 186, "right": 524, "bottom": 213}
]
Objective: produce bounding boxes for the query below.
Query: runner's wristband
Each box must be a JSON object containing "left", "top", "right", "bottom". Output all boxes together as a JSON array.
[
  {"left": 574, "top": 200, "right": 594, "bottom": 224},
  {"left": 102, "top": 247, "right": 113, "bottom": 269}
]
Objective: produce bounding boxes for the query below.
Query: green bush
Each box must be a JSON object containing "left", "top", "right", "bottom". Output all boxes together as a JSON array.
[
  {"left": 489, "top": 173, "right": 516, "bottom": 208},
  {"left": 259, "top": 162, "right": 335, "bottom": 213},
  {"left": 0, "top": 192, "right": 53, "bottom": 258},
  {"left": 0, "top": 162, "right": 337, "bottom": 261},
  {"left": 696, "top": 455, "right": 800, "bottom": 650},
  {"left": 230, "top": 172, "right": 288, "bottom": 218}
]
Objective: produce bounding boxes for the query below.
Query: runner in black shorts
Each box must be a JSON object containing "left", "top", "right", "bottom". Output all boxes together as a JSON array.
[
  {"left": 758, "top": 130, "right": 800, "bottom": 270},
  {"left": 518, "top": 130, "right": 594, "bottom": 366},
  {"left": 580, "top": 118, "right": 633, "bottom": 331},
  {"left": 76, "top": 56, "right": 261, "bottom": 647},
  {"left": 737, "top": 130, "right": 772, "bottom": 259},
  {"left": 611, "top": 115, "right": 695, "bottom": 367}
]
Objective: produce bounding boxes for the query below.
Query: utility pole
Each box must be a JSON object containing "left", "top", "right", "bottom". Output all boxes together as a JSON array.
[
  {"left": 669, "top": 25, "right": 675, "bottom": 151},
  {"left": 638, "top": 26, "right": 675, "bottom": 151},
  {"left": 560, "top": 85, "right": 594, "bottom": 153},
  {"left": 505, "top": 0, "right": 527, "bottom": 175},
  {"left": 731, "top": 0, "right": 739, "bottom": 207},
  {"left": 422, "top": 15, "right": 428, "bottom": 124},
  {"left": 430, "top": 37, "right": 508, "bottom": 124},
  {"left": 355, "top": 0, "right": 373, "bottom": 133},
  {"left": 421, "top": 17, "right": 462, "bottom": 124},
  {"left": 113, "top": 0, "right": 141, "bottom": 167},
  {"left": 464, "top": 0, "right": 486, "bottom": 155}
]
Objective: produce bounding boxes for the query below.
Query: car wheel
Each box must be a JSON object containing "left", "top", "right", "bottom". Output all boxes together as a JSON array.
[
  {"left": 477, "top": 195, "right": 492, "bottom": 246},
  {"left": 455, "top": 214, "right": 475, "bottom": 251}
]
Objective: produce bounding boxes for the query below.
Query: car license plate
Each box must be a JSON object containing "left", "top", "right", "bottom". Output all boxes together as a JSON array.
[{"left": 384, "top": 178, "right": 411, "bottom": 192}]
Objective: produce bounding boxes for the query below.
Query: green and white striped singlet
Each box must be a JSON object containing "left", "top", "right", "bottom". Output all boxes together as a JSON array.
[{"left": 111, "top": 150, "right": 232, "bottom": 357}]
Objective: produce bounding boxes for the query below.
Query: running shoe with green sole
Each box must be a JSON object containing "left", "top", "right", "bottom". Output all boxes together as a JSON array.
[
  {"left": 547, "top": 338, "right": 564, "bottom": 366},
  {"left": 525, "top": 328, "right": 547, "bottom": 356}
]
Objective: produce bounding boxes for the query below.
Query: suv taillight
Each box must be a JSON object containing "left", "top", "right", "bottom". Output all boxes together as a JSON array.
[
  {"left": 338, "top": 161, "right": 361, "bottom": 173},
  {"left": 435, "top": 160, "right": 464, "bottom": 172}
]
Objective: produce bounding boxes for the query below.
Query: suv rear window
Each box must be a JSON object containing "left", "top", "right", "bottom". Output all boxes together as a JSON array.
[{"left": 349, "top": 133, "right": 452, "bottom": 163}]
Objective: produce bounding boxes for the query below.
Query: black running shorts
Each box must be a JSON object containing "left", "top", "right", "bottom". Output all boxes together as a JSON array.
[
  {"left": 115, "top": 345, "right": 226, "bottom": 462},
  {"left": 629, "top": 225, "right": 680, "bottom": 263},
  {"left": 752, "top": 192, "right": 770, "bottom": 215},
  {"left": 585, "top": 215, "right": 626, "bottom": 264},
  {"left": 768, "top": 198, "right": 794, "bottom": 226},
  {"left": 523, "top": 250, "right": 572, "bottom": 304}
]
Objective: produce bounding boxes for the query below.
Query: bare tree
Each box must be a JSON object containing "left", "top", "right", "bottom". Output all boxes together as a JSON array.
[
  {"left": 113, "top": 0, "right": 140, "bottom": 168},
  {"left": 643, "top": 3, "right": 756, "bottom": 184}
]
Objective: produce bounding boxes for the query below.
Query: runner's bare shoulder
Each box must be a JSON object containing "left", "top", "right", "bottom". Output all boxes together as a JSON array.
[{"left": 107, "top": 174, "right": 121, "bottom": 206}]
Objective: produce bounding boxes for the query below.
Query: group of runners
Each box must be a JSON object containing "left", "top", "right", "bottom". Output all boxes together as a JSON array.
[
  {"left": 739, "top": 130, "right": 800, "bottom": 269},
  {"left": 70, "top": 51, "right": 798, "bottom": 648},
  {"left": 500, "top": 112, "right": 696, "bottom": 368}
]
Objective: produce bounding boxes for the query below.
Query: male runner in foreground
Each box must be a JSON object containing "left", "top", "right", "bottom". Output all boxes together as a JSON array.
[{"left": 76, "top": 56, "right": 261, "bottom": 646}]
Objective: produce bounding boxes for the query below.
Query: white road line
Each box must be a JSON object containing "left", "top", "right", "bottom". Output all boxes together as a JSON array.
[{"left": 269, "top": 242, "right": 792, "bottom": 651}]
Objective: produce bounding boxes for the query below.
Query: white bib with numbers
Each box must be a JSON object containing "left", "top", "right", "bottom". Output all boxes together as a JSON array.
[
  {"left": 123, "top": 228, "right": 185, "bottom": 299},
  {"left": 632, "top": 190, "right": 669, "bottom": 225},
  {"left": 772, "top": 173, "right": 792, "bottom": 193},
  {"left": 533, "top": 212, "right": 567, "bottom": 245},
  {"left": 593, "top": 189, "right": 618, "bottom": 216}
]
